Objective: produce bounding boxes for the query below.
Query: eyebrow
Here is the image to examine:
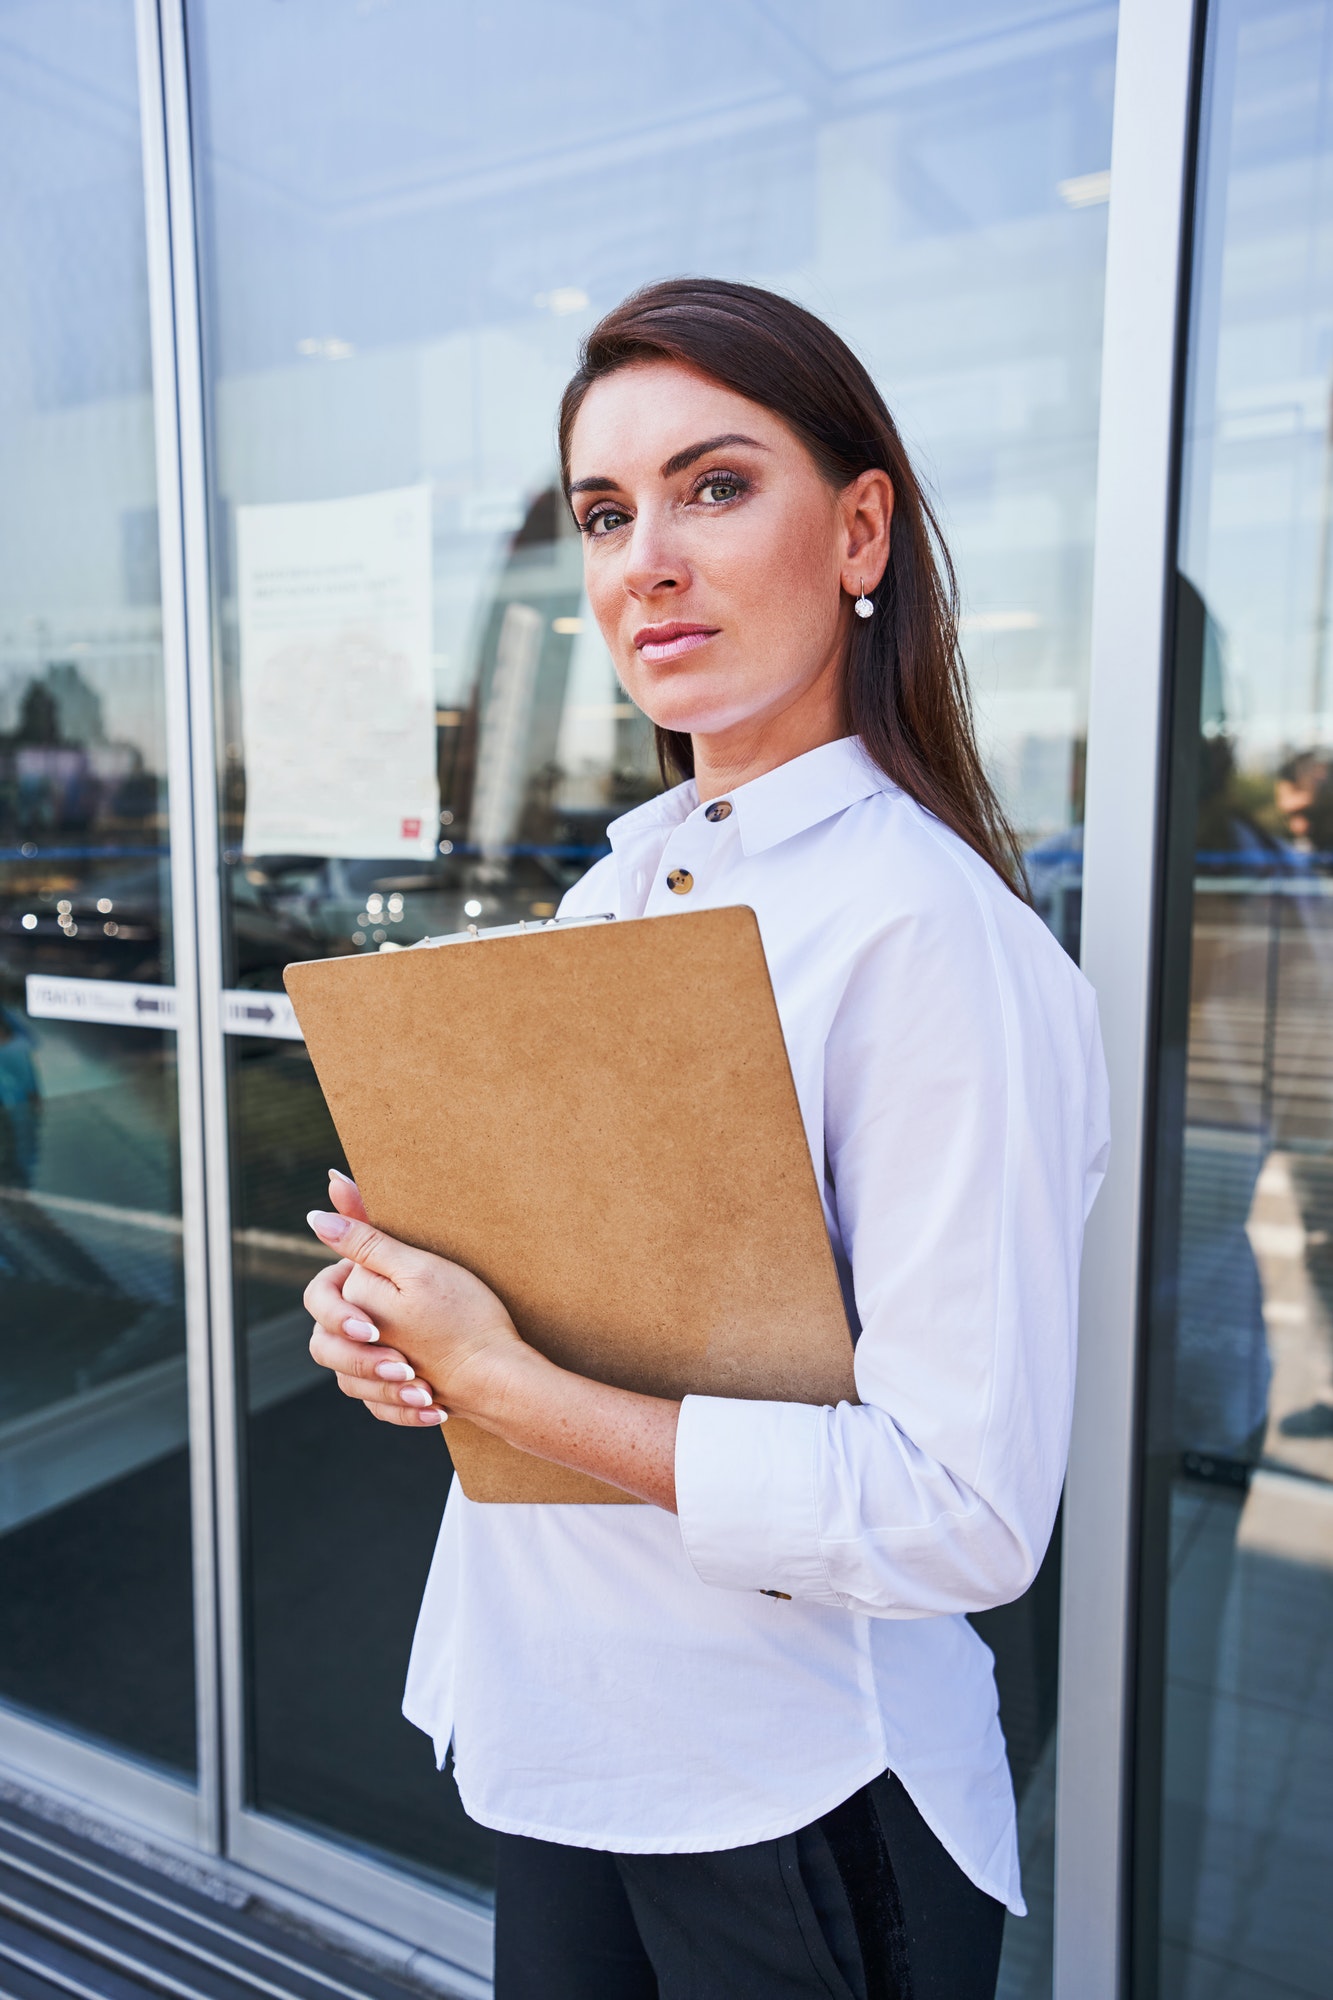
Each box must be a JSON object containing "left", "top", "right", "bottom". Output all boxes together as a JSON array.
[
  {"left": 659, "top": 432, "right": 769, "bottom": 478},
  {"left": 567, "top": 432, "right": 770, "bottom": 497}
]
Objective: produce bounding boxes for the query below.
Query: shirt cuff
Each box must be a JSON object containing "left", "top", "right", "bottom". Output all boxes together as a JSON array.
[{"left": 675, "top": 1395, "right": 836, "bottom": 1601}]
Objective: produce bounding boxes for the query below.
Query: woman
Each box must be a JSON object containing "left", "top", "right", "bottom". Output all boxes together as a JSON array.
[{"left": 304, "top": 278, "right": 1109, "bottom": 2000}]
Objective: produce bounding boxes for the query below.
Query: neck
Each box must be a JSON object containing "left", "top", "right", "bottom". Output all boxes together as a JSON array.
[{"left": 689, "top": 657, "right": 846, "bottom": 803}]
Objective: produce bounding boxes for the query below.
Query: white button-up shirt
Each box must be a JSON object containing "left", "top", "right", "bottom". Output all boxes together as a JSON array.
[{"left": 404, "top": 735, "right": 1109, "bottom": 1914}]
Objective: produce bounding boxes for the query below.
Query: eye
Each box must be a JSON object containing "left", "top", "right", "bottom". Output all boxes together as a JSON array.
[
  {"left": 693, "top": 472, "right": 748, "bottom": 507},
  {"left": 581, "top": 503, "right": 631, "bottom": 537}
]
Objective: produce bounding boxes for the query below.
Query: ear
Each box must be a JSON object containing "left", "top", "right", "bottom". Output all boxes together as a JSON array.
[{"left": 839, "top": 469, "right": 893, "bottom": 598}]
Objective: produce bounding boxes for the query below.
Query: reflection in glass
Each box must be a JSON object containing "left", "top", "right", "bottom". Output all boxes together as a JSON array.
[
  {"left": 1138, "top": 6, "right": 1333, "bottom": 1994},
  {"left": 0, "top": 4, "right": 193, "bottom": 1771},
  {"left": 188, "top": 0, "right": 1117, "bottom": 1955}
]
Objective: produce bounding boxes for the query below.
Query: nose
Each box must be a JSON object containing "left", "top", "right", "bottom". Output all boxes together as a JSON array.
[{"left": 621, "top": 506, "right": 686, "bottom": 600}]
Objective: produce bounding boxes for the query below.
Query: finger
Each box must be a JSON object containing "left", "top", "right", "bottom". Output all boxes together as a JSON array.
[
  {"left": 336, "top": 1376, "right": 445, "bottom": 1426},
  {"left": 340, "top": 1260, "right": 400, "bottom": 1322},
  {"left": 303, "top": 1259, "right": 353, "bottom": 1327},
  {"left": 306, "top": 1210, "right": 417, "bottom": 1286},
  {"left": 327, "top": 1370, "right": 446, "bottom": 1420},
  {"left": 303, "top": 1262, "right": 381, "bottom": 1342},
  {"left": 367, "top": 1398, "right": 420, "bottom": 1424},
  {"left": 303, "top": 1243, "right": 398, "bottom": 1327},
  {"left": 331, "top": 1368, "right": 426, "bottom": 1406},
  {"left": 327, "top": 1169, "right": 370, "bottom": 1225},
  {"left": 335, "top": 1374, "right": 413, "bottom": 1416},
  {"left": 309, "top": 1325, "right": 413, "bottom": 1381}
]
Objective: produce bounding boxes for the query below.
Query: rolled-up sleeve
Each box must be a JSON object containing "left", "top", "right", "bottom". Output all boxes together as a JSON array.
[{"left": 676, "top": 842, "right": 1109, "bottom": 1617}]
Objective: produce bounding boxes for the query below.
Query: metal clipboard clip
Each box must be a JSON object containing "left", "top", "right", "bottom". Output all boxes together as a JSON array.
[{"left": 405, "top": 912, "right": 617, "bottom": 950}]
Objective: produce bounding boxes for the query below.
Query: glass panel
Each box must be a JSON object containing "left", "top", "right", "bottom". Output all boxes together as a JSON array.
[
  {"left": 0, "top": 2, "right": 194, "bottom": 1773},
  {"left": 187, "top": 0, "right": 1116, "bottom": 1952},
  {"left": 1136, "top": 4, "right": 1333, "bottom": 1995}
]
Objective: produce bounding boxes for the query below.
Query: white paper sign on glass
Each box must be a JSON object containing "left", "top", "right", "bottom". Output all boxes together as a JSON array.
[{"left": 237, "top": 484, "right": 438, "bottom": 859}]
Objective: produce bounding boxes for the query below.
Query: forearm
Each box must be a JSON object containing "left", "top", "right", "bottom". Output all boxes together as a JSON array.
[{"left": 462, "top": 1348, "right": 681, "bottom": 1511}]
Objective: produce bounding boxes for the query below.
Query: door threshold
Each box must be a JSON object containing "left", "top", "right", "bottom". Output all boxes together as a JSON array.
[{"left": 0, "top": 1774, "right": 488, "bottom": 2000}]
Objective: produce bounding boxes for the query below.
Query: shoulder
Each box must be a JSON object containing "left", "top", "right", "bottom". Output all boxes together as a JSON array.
[
  {"left": 832, "top": 785, "right": 1002, "bottom": 929},
  {"left": 557, "top": 851, "right": 620, "bottom": 919},
  {"left": 839, "top": 789, "right": 1097, "bottom": 1022}
]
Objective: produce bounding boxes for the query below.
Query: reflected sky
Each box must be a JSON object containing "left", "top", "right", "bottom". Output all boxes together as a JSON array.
[
  {"left": 0, "top": 3, "right": 161, "bottom": 764},
  {"left": 191, "top": 0, "right": 1117, "bottom": 846},
  {"left": 1180, "top": 1, "right": 1333, "bottom": 759}
]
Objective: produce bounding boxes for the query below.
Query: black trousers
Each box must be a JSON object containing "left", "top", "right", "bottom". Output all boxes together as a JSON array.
[{"left": 493, "top": 1773, "right": 1006, "bottom": 2000}]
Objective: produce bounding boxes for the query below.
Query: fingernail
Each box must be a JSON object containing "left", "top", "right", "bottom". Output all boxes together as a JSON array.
[
  {"left": 307, "top": 1209, "right": 349, "bottom": 1241},
  {"left": 344, "top": 1317, "right": 379, "bottom": 1342},
  {"left": 375, "top": 1360, "right": 415, "bottom": 1382},
  {"left": 417, "top": 1407, "right": 445, "bottom": 1425},
  {"left": 329, "top": 1168, "right": 357, "bottom": 1188},
  {"left": 399, "top": 1384, "right": 434, "bottom": 1407}
]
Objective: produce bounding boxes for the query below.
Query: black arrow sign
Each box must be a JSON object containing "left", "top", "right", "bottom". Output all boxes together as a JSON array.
[
  {"left": 133, "top": 994, "right": 164, "bottom": 1014},
  {"left": 242, "top": 1003, "right": 275, "bottom": 1023}
]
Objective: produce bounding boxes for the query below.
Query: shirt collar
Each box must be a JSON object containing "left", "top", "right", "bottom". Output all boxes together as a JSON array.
[{"left": 606, "top": 735, "right": 892, "bottom": 865}]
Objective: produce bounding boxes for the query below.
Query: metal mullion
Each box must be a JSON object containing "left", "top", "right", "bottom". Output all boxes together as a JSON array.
[
  {"left": 1053, "top": 0, "right": 1202, "bottom": 1994},
  {"left": 132, "top": 0, "right": 219, "bottom": 1857},
  {"left": 153, "top": 0, "right": 246, "bottom": 1860}
]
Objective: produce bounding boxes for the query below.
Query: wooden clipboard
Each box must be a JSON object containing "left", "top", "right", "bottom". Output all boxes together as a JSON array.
[{"left": 284, "top": 905, "right": 855, "bottom": 1503}]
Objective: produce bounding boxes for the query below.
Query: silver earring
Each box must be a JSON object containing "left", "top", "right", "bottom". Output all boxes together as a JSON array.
[{"left": 854, "top": 578, "right": 874, "bottom": 620}]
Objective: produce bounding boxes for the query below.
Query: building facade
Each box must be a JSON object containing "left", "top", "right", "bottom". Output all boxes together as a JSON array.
[{"left": 0, "top": 1, "right": 1328, "bottom": 1995}]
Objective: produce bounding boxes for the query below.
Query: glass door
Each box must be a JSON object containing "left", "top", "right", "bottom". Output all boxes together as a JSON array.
[
  {"left": 0, "top": 0, "right": 196, "bottom": 1779},
  {"left": 183, "top": 0, "right": 1118, "bottom": 1973},
  {"left": 1135, "top": 3, "right": 1333, "bottom": 1993}
]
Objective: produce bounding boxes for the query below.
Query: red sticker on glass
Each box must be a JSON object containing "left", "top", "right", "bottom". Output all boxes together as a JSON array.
[{"left": 400, "top": 817, "right": 422, "bottom": 840}]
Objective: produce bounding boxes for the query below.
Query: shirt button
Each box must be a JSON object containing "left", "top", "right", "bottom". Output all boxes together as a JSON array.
[
  {"left": 666, "top": 869, "right": 694, "bottom": 895},
  {"left": 704, "top": 800, "right": 733, "bottom": 822}
]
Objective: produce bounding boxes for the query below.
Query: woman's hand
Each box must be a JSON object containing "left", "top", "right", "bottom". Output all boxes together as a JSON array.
[
  {"left": 303, "top": 1169, "right": 534, "bottom": 1428},
  {"left": 303, "top": 1168, "right": 681, "bottom": 1508}
]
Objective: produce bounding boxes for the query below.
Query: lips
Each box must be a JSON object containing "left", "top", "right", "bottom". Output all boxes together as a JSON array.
[{"left": 633, "top": 622, "right": 720, "bottom": 664}]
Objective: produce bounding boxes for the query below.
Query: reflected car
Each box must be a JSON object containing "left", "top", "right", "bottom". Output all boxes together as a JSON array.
[
  {"left": 0, "top": 856, "right": 316, "bottom": 988},
  {"left": 0, "top": 859, "right": 171, "bottom": 983},
  {"left": 233, "top": 851, "right": 591, "bottom": 974}
]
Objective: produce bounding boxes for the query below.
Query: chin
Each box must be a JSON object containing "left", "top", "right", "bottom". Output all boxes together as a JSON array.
[
  {"left": 640, "top": 707, "right": 737, "bottom": 739},
  {"left": 629, "top": 681, "right": 757, "bottom": 742},
  {"left": 621, "top": 653, "right": 749, "bottom": 731}
]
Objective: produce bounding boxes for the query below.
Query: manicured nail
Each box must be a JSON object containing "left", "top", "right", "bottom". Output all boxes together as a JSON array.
[
  {"left": 307, "top": 1209, "right": 349, "bottom": 1241},
  {"left": 416, "top": 1407, "right": 445, "bottom": 1425},
  {"left": 375, "top": 1360, "right": 414, "bottom": 1382},
  {"left": 399, "top": 1384, "right": 434, "bottom": 1407},
  {"left": 328, "top": 1168, "right": 357, "bottom": 1188},
  {"left": 344, "top": 1317, "right": 379, "bottom": 1342}
]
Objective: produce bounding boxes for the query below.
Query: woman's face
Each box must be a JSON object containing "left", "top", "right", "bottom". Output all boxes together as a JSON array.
[{"left": 566, "top": 359, "right": 890, "bottom": 751}]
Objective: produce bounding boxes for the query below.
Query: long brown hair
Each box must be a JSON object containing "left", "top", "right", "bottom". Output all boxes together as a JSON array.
[{"left": 557, "top": 277, "right": 1027, "bottom": 897}]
